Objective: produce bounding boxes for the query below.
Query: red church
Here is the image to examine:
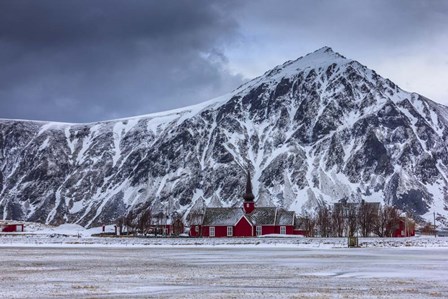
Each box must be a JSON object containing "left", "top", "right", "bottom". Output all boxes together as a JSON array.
[{"left": 189, "top": 172, "right": 302, "bottom": 237}]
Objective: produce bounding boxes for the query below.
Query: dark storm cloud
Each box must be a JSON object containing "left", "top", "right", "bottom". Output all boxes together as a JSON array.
[
  {"left": 1, "top": 1, "right": 448, "bottom": 122},
  {"left": 0, "top": 1, "right": 244, "bottom": 122}
]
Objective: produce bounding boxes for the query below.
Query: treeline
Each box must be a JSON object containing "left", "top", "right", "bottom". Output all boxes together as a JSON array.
[
  {"left": 298, "top": 203, "right": 411, "bottom": 237},
  {"left": 115, "top": 208, "right": 183, "bottom": 236}
]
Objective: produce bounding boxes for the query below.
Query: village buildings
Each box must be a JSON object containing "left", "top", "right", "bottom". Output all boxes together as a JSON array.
[
  {"left": 333, "top": 198, "right": 415, "bottom": 237},
  {"left": 189, "top": 172, "right": 304, "bottom": 237},
  {"left": 188, "top": 172, "right": 416, "bottom": 238}
]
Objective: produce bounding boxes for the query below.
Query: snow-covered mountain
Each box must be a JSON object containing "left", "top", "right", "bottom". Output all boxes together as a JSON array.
[{"left": 1, "top": 47, "right": 447, "bottom": 227}]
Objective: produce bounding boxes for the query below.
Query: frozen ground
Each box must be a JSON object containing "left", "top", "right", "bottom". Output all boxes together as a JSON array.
[
  {"left": 2, "top": 221, "right": 448, "bottom": 248},
  {"left": 1, "top": 224, "right": 448, "bottom": 298},
  {"left": 0, "top": 245, "right": 447, "bottom": 298}
]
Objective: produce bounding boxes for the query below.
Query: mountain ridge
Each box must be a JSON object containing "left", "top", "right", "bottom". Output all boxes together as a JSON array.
[{"left": 1, "top": 47, "right": 447, "bottom": 227}]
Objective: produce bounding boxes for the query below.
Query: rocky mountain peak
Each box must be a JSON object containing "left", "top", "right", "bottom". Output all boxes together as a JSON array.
[{"left": 0, "top": 48, "right": 447, "bottom": 228}]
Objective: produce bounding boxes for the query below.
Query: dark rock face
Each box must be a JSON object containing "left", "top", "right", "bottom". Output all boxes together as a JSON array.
[{"left": 0, "top": 47, "right": 447, "bottom": 227}]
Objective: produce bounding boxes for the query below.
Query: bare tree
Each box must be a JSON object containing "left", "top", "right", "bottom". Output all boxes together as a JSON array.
[
  {"left": 115, "top": 216, "right": 124, "bottom": 236},
  {"left": 138, "top": 208, "right": 152, "bottom": 235},
  {"left": 374, "top": 204, "right": 399, "bottom": 237},
  {"left": 171, "top": 213, "right": 184, "bottom": 236},
  {"left": 152, "top": 211, "right": 165, "bottom": 236},
  {"left": 384, "top": 205, "right": 400, "bottom": 237},
  {"left": 374, "top": 204, "right": 386, "bottom": 237},
  {"left": 317, "top": 205, "right": 331, "bottom": 237},
  {"left": 347, "top": 205, "right": 358, "bottom": 237},
  {"left": 125, "top": 210, "right": 137, "bottom": 235},
  {"left": 358, "top": 201, "right": 379, "bottom": 237},
  {"left": 331, "top": 204, "right": 345, "bottom": 237},
  {"left": 301, "top": 212, "right": 316, "bottom": 237}
]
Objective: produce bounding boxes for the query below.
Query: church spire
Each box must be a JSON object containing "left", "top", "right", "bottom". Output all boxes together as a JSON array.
[{"left": 243, "top": 170, "right": 255, "bottom": 202}]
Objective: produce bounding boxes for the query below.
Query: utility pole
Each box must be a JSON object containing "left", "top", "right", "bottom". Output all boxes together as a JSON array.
[
  {"left": 434, "top": 212, "right": 436, "bottom": 238},
  {"left": 404, "top": 215, "right": 407, "bottom": 237}
]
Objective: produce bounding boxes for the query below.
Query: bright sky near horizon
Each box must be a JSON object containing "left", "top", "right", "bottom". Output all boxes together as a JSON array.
[{"left": 1, "top": 0, "right": 447, "bottom": 122}]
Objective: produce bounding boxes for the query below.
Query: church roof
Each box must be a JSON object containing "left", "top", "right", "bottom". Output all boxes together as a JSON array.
[
  {"left": 200, "top": 206, "right": 296, "bottom": 226},
  {"left": 247, "top": 207, "right": 276, "bottom": 225},
  {"left": 275, "top": 209, "right": 295, "bottom": 226},
  {"left": 189, "top": 214, "right": 204, "bottom": 226},
  {"left": 202, "top": 207, "right": 244, "bottom": 226}
]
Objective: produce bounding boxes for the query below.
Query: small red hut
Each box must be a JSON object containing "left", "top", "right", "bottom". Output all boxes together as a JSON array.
[{"left": 0, "top": 222, "right": 24, "bottom": 233}]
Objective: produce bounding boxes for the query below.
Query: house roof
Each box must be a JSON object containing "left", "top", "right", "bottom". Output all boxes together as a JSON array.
[
  {"left": 0, "top": 221, "right": 24, "bottom": 226},
  {"left": 202, "top": 207, "right": 244, "bottom": 226}
]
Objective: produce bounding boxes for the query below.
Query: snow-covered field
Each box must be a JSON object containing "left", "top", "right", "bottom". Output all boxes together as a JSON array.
[
  {"left": 1, "top": 222, "right": 448, "bottom": 248},
  {"left": 0, "top": 244, "right": 447, "bottom": 298},
  {"left": 0, "top": 224, "right": 447, "bottom": 298}
]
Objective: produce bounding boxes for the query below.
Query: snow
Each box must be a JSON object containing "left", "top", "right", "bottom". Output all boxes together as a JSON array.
[
  {"left": 37, "top": 122, "right": 72, "bottom": 136},
  {"left": 38, "top": 137, "right": 50, "bottom": 151},
  {"left": 1, "top": 224, "right": 448, "bottom": 297},
  {"left": 75, "top": 127, "right": 93, "bottom": 164},
  {"left": 64, "top": 126, "right": 76, "bottom": 156},
  {"left": 2, "top": 221, "right": 448, "bottom": 248},
  {"left": 0, "top": 237, "right": 447, "bottom": 298},
  {"left": 423, "top": 179, "right": 447, "bottom": 220},
  {"left": 69, "top": 200, "right": 85, "bottom": 214}
]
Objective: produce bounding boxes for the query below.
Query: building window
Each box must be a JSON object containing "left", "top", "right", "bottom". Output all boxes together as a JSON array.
[
  {"left": 280, "top": 226, "right": 286, "bottom": 234},
  {"left": 256, "top": 226, "right": 262, "bottom": 236},
  {"left": 209, "top": 227, "right": 215, "bottom": 237},
  {"left": 227, "top": 226, "right": 233, "bottom": 237}
]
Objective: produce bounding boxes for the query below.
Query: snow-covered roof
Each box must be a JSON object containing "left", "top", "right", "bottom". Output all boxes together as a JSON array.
[
  {"left": 200, "top": 206, "right": 296, "bottom": 227},
  {"left": 248, "top": 207, "right": 276, "bottom": 225},
  {"left": 0, "top": 221, "right": 24, "bottom": 225},
  {"left": 189, "top": 213, "right": 205, "bottom": 226},
  {"left": 275, "top": 209, "right": 295, "bottom": 226},
  {"left": 202, "top": 208, "right": 244, "bottom": 226}
]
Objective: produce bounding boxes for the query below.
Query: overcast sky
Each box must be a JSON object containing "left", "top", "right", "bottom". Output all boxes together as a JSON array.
[{"left": 1, "top": 0, "right": 447, "bottom": 123}]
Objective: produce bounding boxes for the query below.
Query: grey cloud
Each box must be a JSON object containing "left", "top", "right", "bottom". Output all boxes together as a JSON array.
[
  {"left": 1, "top": 0, "right": 448, "bottom": 122},
  {"left": 0, "top": 1, "right": 244, "bottom": 122},
  {"left": 238, "top": 0, "right": 448, "bottom": 45}
]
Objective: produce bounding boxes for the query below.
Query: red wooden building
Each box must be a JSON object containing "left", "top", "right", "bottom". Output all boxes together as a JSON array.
[
  {"left": 0, "top": 222, "right": 24, "bottom": 233},
  {"left": 190, "top": 172, "right": 299, "bottom": 237},
  {"left": 392, "top": 216, "right": 415, "bottom": 237}
]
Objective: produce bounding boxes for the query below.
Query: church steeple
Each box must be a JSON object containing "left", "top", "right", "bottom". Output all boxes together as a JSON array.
[
  {"left": 243, "top": 170, "right": 255, "bottom": 213},
  {"left": 243, "top": 170, "right": 255, "bottom": 202}
]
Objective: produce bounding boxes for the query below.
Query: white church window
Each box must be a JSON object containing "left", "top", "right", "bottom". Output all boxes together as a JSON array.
[
  {"left": 227, "top": 226, "right": 233, "bottom": 237},
  {"left": 280, "top": 226, "right": 286, "bottom": 235}
]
